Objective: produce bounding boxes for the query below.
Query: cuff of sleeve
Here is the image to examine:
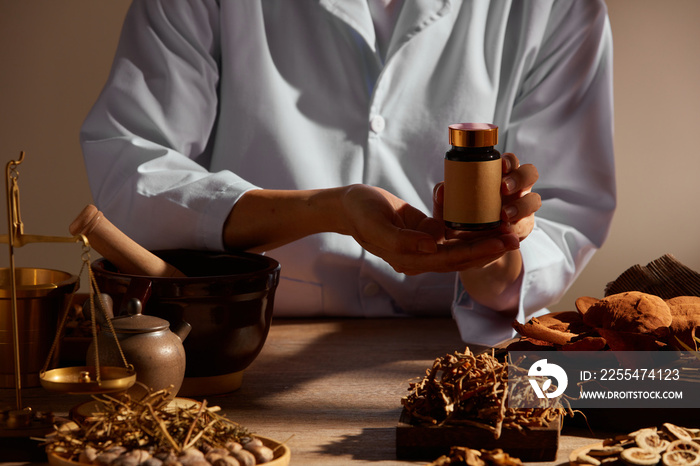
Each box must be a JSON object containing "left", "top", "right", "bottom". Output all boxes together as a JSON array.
[
  {"left": 451, "top": 263, "right": 549, "bottom": 346},
  {"left": 452, "top": 274, "right": 520, "bottom": 346},
  {"left": 198, "top": 183, "right": 261, "bottom": 251}
]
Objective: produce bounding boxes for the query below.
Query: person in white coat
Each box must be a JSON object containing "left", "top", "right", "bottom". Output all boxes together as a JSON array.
[{"left": 80, "top": 0, "right": 616, "bottom": 346}]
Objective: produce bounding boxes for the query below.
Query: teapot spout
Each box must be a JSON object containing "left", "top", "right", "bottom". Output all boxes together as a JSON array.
[{"left": 173, "top": 320, "right": 192, "bottom": 342}]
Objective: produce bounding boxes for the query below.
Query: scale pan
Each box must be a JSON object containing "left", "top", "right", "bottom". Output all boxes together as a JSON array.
[{"left": 40, "top": 366, "right": 136, "bottom": 394}]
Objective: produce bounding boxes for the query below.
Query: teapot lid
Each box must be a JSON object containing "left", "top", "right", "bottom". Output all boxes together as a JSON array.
[{"left": 110, "top": 298, "right": 169, "bottom": 333}]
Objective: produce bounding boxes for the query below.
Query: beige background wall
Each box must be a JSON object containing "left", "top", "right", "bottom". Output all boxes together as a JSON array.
[{"left": 1, "top": 1, "right": 699, "bottom": 312}]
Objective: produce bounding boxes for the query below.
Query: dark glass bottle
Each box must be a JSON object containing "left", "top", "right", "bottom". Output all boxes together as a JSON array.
[{"left": 443, "top": 123, "right": 502, "bottom": 231}]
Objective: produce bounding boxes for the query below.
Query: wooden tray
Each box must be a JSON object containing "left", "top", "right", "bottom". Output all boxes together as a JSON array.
[{"left": 396, "top": 408, "right": 560, "bottom": 461}]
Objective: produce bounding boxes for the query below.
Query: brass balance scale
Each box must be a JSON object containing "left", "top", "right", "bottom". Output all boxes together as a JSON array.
[{"left": 0, "top": 152, "right": 136, "bottom": 443}]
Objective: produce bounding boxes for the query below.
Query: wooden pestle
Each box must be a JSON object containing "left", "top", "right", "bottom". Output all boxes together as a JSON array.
[{"left": 70, "top": 204, "right": 186, "bottom": 278}]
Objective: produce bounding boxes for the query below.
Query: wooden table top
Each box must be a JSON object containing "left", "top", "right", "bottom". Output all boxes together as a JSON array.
[{"left": 1, "top": 317, "right": 609, "bottom": 465}]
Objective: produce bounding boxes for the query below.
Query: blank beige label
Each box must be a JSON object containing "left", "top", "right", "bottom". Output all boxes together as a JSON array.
[{"left": 444, "top": 159, "right": 501, "bottom": 224}]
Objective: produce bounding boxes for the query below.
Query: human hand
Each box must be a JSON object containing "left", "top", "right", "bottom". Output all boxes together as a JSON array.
[
  {"left": 433, "top": 152, "right": 541, "bottom": 243},
  {"left": 498, "top": 152, "right": 541, "bottom": 241},
  {"left": 338, "top": 184, "right": 519, "bottom": 275},
  {"left": 432, "top": 153, "right": 541, "bottom": 310}
]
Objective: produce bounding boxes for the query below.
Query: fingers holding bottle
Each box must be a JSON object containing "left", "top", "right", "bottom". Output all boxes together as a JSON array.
[{"left": 500, "top": 152, "right": 541, "bottom": 240}]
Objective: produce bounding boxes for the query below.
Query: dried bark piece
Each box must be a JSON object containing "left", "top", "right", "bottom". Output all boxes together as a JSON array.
[
  {"left": 539, "top": 311, "right": 594, "bottom": 334},
  {"left": 511, "top": 311, "right": 603, "bottom": 350},
  {"left": 582, "top": 291, "right": 672, "bottom": 337},
  {"left": 504, "top": 337, "right": 556, "bottom": 352},
  {"left": 595, "top": 328, "right": 664, "bottom": 351},
  {"left": 667, "top": 297, "right": 700, "bottom": 332},
  {"left": 511, "top": 310, "right": 591, "bottom": 346},
  {"left": 604, "top": 254, "right": 700, "bottom": 299},
  {"left": 666, "top": 296, "right": 700, "bottom": 350},
  {"left": 512, "top": 318, "right": 576, "bottom": 346},
  {"left": 559, "top": 335, "right": 607, "bottom": 351},
  {"left": 576, "top": 296, "right": 600, "bottom": 316}
]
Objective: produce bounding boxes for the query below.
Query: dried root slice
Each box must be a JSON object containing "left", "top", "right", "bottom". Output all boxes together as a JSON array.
[
  {"left": 604, "top": 434, "right": 636, "bottom": 448},
  {"left": 668, "top": 440, "right": 700, "bottom": 454},
  {"left": 588, "top": 446, "right": 625, "bottom": 457},
  {"left": 577, "top": 451, "right": 601, "bottom": 466},
  {"left": 636, "top": 429, "right": 670, "bottom": 453},
  {"left": 620, "top": 447, "right": 662, "bottom": 466},
  {"left": 665, "top": 424, "right": 695, "bottom": 442},
  {"left": 662, "top": 450, "right": 700, "bottom": 466}
]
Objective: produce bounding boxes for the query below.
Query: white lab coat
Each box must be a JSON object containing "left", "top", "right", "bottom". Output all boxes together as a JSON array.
[{"left": 80, "top": 0, "right": 616, "bottom": 346}]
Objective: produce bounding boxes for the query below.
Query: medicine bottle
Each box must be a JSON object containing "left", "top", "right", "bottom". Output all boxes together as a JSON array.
[{"left": 443, "top": 123, "right": 502, "bottom": 231}]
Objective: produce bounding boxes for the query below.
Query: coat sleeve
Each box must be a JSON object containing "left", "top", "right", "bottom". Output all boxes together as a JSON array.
[
  {"left": 453, "top": 0, "right": 616, "bottom": 345},
  {"left": 80, "top": 0, "right": 257, "bottom": 251}
]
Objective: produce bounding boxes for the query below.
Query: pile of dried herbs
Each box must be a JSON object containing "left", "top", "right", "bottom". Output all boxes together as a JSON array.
[
  {"left": 401, "top": 347, "right": 566, "bottom": 439},
  {"left": 43, "top": 388, "right": 276, "bottom": 465}
]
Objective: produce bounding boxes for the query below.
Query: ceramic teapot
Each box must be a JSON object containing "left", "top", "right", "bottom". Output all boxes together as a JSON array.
[{"left": 86, "top": 295, "right": 191, "bottom": 400}]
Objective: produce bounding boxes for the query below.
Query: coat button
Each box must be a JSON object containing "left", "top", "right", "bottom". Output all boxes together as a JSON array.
[{"left": 370, "top": 115, "right": 386, "bottom": 133}]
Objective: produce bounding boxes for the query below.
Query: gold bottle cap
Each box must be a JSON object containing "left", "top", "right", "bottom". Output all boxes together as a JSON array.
[{"left": 448, "top": 123, "right": 498, "bottom": 147}]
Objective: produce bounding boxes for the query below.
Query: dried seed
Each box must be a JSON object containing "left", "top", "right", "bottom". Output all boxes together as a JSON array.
[
  {"left": 207, "top": 448, "right": 229, "bottom": 457},
  {"left": 95, "top": 452, "right": 121, "bottom": 466},
  {"left": 186, "top": 461, "right": 210, "bottom": 466},
  {"left": 155, "top": 452, "right": 178, "bottom": 463},
  {"left": 241, "top": 437, "right": 263, "bottom": 449},
  {"left": 246, "top": 445, "right": 274, "bottom": 464},
  {"left": 111, "top": 456, "right": 140, "bottom": 466},
  {"left": 212, "top": 457, "right": 240, "bottom": 466},
  {"left": 179, "top": 449, "right": 207, "bottom": 466},
  {"left": 205, "top": 453, "right": 224, "bottom": 464},
  {"left": 205, "top": 448, "right": 227, "bottom": 464},
  {"left": 142, "top": 458, "right": 164, "bottom": 466},
  {"left": 225, "top": 442, "right": 242, "bottom": 454},
  {"left": 230, "top": 449, "right": 256, "bottom": 466},
  {"left": 123, "top": 449, "right": 151, "bottom": 463}
]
